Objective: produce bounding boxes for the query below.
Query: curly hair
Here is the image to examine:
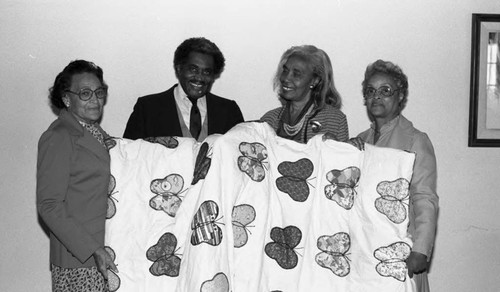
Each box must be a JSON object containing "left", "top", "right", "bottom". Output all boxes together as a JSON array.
[
  {"left": 49, "top": 60, "right": 106, "bottom": 110},
  {"left": 362, "top": 59, "right": 409, "bottom": 108},
  {"left": 273, "top": 45, "right": 342, "bottom": 109},
  {"left": 173, "top": 37, "right": 225, "bottom": 79}
]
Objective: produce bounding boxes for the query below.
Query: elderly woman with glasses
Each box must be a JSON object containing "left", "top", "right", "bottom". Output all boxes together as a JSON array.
[
  {"left": 37, "top": 60, "right": 118, "bottom": 291},
  {"left": 355, "top": 59, "right": 439, "bottom": 292},
  {"left": 261, "top": 45, "right": 349, "bottom": 143}
]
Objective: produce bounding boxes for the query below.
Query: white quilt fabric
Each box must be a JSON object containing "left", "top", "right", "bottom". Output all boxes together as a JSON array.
[{"left": 105, "top": 122, "right": 417, "bottom": 292}]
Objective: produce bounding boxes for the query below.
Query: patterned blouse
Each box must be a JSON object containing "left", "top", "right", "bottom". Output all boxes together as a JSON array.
[{"left": 79, "top": 121, "right": 109, "bottom": 149}]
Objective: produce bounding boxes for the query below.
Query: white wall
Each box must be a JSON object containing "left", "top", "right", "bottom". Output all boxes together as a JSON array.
[{"left": 1, "top": 0, "right": 499, "bottom": 291}]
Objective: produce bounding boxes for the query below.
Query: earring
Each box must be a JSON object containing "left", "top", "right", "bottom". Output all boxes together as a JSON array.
[{"left": 309, "top": 85, "right": 314, "bottom": 89}]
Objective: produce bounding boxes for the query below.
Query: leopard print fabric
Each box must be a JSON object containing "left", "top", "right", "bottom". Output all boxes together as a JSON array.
[
  {"left": 51, "top": 264, "right": 109, "bottom": 292},
  {"left": 79, "top": 121, "right": 109, "bottom": 149}
]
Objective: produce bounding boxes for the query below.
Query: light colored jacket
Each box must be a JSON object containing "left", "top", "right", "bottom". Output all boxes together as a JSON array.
[{"left": 358, "top": 115, "right": 439, "bottom": 258}]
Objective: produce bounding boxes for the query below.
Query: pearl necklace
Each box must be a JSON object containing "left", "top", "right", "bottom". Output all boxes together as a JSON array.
[{"left": 282, "top": 105, "right": 314, "bottom": 136}]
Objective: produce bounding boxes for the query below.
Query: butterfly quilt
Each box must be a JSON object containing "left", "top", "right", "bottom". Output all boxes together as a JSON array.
[
  {"left": 105, "top": 123, "right": 416, "bottom": 292},
  {"left": 374, "top": 242, "right": 412, "bottom": 282},
  {"left": 276, "top": 158, "right": 314, "bottom": 202},
  {"left": 192, "top": 142, "right": 212, "bottom": 185},
  {"left": 146, "top": 232, "right": 181, "bottom": 277},
  {"left": 106, "top": 174, "right": 118, "bottom": 219},
  {"left": 315, "top": 232, "right": 351, "bottom": 277},
  {"left": 375, "top": 178, "right": 410, "bottom": 224},
  {"left": 232, "top": 204, "right": 256, "bottom": 248},
  {"left": 324, "top": 166, "right": 361, "bottom": 209},
  {"left": 265, "top": 226, "right": 302, "bottom": 269},
  {"left": 105, "top": 246, "right": 121, "bottom": 292},
  {"left": 149, "top": 174, "right": 185, "bottom": 217},
  {"left": 237, "top": 142, "right": 268, "bottom": 182},
  {"left": 191, "top": 200, "right": 223, "bottom": 246}
]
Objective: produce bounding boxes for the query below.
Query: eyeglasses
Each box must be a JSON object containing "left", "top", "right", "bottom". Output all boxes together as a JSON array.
[
  {"left": 65, "top": 87, "right": 108, "bottom": 101},
  {"left": 363, "top": 86, "right": 399, "bottom": 99}
]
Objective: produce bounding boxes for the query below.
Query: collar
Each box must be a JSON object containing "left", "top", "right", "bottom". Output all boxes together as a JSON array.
[
  {"left": 58, "top": 109, "right": 85, "bottom": 136},
  {"left": 78, "top": 120, "right": 98, "bottom": 128},
  {"left": 174, "top": 84, "right": 207, "bottom": 105},
  {"left": 370, "top": 115, "right": 401, "bottom": 135},
  {"left": 58, "top": 109, "right": 110, "bottom": 160}
]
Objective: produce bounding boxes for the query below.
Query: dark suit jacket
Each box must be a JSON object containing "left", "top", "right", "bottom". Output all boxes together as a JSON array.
[
  {"left": 37, "top": 110, "right": 110, "bottom": 268},
  {"left": 123, "top": 85, "right": 244, "bottom": 139}
]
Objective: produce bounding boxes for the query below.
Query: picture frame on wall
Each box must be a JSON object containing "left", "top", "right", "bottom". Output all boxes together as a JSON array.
[{"left": 469, "top": 13, "right": 500, "bottom": 147}]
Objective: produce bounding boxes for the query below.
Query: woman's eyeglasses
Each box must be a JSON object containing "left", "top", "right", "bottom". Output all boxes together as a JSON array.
[
  {"left": 363, "top": 86, "right": 399, "bottom": 99},
  {"left": 65, "top": 87, "right": 108, "bottom": 101}
]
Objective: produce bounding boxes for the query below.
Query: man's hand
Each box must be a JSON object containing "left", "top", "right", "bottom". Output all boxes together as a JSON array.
[
  {"left": 92, "top": 247, "right": 118, "bottom": 279},
  {"left": 406, "top": 251, "right": 428, "bottom": 278}
]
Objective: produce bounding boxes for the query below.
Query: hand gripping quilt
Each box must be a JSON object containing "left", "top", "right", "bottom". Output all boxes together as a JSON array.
[{"left": 105, "top": 122, "right": 417, "bottom": 292}]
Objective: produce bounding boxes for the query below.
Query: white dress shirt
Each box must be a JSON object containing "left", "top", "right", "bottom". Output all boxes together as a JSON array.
[{"left": 174, "top": 85, "right": 207, "bottom": 129}]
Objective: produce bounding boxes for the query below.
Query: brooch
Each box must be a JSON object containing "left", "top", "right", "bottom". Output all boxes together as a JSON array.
[{"left": 310, "top": 121, "right": 322, "bottom": 133}]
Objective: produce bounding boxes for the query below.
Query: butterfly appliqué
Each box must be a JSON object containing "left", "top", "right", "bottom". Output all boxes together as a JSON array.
[
  {"left": 144, "top": 136, "right": 179, "bottom": 149},
  {"left": 200, "top": 272, "right": 230, "bottom": 292},
  {"left": 232, "top": 204, "right": 256, "bottom": 248},
  {"left": 237, "top": 142, "right": 268, "bottom": 182},
  {"left": 106, "top": 175, "right": 118, "bottom": 219},
  {"left": 191, "top": 200, "right": 223, "bottom": 246},
  {"left": 324, "top": 166, "right": 361, "bottom": 210},
  {"left": 104, "top": 246, "right": 121, "bottom": 292},
  {"left": 276, "top": 158, "right": 314, "bottom": 202},
  {"left": 315, "top": 232, "right": 351, "bottom": 277},
  {"left": 149, "top": 174, "right": 185, "bottom": 217},
  {"left": 374, "top": 241, "right": 411, "bottom": 282},
  {"left": 192, "top": 142, "right": 212, "bottom": 185},
  {"left": 374, "top": 178, "right": 410, "bottom": 224},
  {"left": 265, "top": 225, "right": 302, "bottom": 269},
  {"left": 146, "top": 232, "right": 181, "bottom": 277}
]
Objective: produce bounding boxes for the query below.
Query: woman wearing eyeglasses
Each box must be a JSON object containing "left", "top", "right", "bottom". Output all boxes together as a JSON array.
[
  {"left": 356, "top": 59, "right": 438, "bottom": 292},
  {"left": 37, "top": 60, "right": 117, "bottom": 291}
]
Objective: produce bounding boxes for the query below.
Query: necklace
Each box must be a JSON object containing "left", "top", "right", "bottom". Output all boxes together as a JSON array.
[{"left": 282, "top": 105, "right": 314, "bottom": 136}]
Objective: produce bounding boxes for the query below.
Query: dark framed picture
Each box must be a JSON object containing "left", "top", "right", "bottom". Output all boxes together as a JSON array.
[{"left": 469, "top": 14, "right": 500, "bottom": 147}]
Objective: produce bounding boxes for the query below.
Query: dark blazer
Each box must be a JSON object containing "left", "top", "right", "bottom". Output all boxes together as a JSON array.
[
  {"left": 37, "top": 110, "right": 110, "bottom": 268},
  {"left": 123, "top": 85, "right": 244, "bottom": 139}
]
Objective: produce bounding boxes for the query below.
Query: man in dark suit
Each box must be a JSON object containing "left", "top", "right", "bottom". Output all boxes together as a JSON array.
[{"left": 123, "top": 37, "right": 244, "bottom": 140}]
